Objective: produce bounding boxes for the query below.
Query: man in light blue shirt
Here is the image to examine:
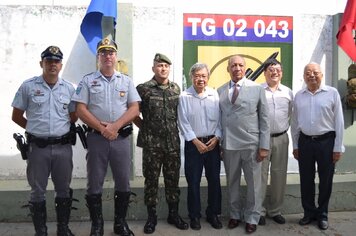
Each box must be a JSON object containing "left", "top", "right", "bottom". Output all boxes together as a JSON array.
[
  {"left": 12, "top": 46, "right": 77, "bottom": 236},
  {"left": 178, "top": 63, "right": 222, "bottom": 230},
  {"left": 291, "top": 62, "right": 344, "bottom": 230}
]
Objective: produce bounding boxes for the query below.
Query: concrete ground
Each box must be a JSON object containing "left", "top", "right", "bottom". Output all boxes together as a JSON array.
[{"left": 0, "top": 211, "right": 354, "bottom": 236}]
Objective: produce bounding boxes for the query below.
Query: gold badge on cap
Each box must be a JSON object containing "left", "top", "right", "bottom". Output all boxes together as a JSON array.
[
  {"left": 120, "top": 91, "right": 126, "bottom": 97},
  {"left": 49, "top": 46, "right": 59, "bottom": 54},
  {"left": 155, "top": 54, "right": 160, "bottom": 61},
  {"left": 103, "top": 38, "right": 110, "bottom": 45}
]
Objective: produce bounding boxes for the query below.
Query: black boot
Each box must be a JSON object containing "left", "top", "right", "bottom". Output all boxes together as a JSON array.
[
  {"left": 143, "top": 205, "right": 157, "bottom": 234},
  {"left": 167, "top": 202, "right": 188, "bottom": 230},
  {"left": 86, "top": 194, "right": 104, "bottom": 236},
  {"left": 55, "top": 196, "right": 74, "bottom": 236},
  {"left": 29, "top": 201, "right": 48, "bottom": 236},
  {"left": 113, "top": 191, "right": 134, "bottom": 236}
]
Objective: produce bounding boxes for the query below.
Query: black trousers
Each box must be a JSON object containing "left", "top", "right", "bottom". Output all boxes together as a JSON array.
[
  {"left": 184, "top": 141, "right": 222, "bottom": 219},
  {"left": 298, "top": 132, "right": 335, "bottom": 220}
]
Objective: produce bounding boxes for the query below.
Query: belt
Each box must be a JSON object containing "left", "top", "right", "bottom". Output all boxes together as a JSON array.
[
  {"left": 196, "top": 135, "right": 215, "bottom": 143},
  {"left": 300, "top": 131, "right": 336, "bottom": 141},
  {"left": 87, "top": 123, "right": 133, "bottom": 138},
  {"left": 26, "top": 132, "right": 71, "bottom": 148},
  {"left": 271, "top": 130, "right": 287, "bottom": 137}
]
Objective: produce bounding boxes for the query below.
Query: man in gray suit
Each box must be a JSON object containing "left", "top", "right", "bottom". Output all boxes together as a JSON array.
[{"left": 218, "top": 55, "right": 270, "bottom": 234}]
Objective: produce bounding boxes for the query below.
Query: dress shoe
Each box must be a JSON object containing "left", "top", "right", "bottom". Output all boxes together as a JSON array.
[
  {"left": 272, "top": 215, "right": 286, "bottom": 224},
  {"left": 318, "top": 219, "right": 328, "bottom": 230},
  {"left": 190, "top": 218, "right": 201, "bottom": 230},
  {"left": 228, "top": 219, "right": 240, "bottom": 229},
  {"left": 245, "top": 223, "right": 257, "bottom": 234},
  {"left": 206, "top": 215, "right": 222, "bottom": 229},
  {"left": 298, "top": 216, "right": 316, "bottom": 225},
  {"left": 258, "top": 216, "right": 266, "bottom": 225}
]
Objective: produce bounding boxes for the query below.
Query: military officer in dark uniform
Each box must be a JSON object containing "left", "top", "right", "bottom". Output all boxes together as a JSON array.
[
  {"left": 134, "top": 53, "right": 188, "bottom": 234},
  {"left": 72, "top": 38, "right": 141, "bottom": 236},
  {"left": 12, "top": 46, "right": 77, "bottom": 236}
]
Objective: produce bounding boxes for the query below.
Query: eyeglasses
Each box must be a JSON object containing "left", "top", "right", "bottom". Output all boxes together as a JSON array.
[
  {"left": 267, "top": 67, "right": 282, "bottom": 73},
  {"left": 305, "top": 71, "right": 321, "bottom": 77},
  {"left": 99, "top": 51, "right": 116, "bottom": 57},
  {"left": 193, "top": 74, "right": 208, "bottom": 79}
]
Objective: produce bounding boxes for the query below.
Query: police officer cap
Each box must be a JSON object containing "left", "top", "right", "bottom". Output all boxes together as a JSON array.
[
  {"left": 41, "top": 46, "right": 63, "bottom": 60},
  {"left": 97, "top": 38, "right": 118, "bottom": 52},
  {"left": 154, "top": 53, "right": 171, "bottom": 65}
]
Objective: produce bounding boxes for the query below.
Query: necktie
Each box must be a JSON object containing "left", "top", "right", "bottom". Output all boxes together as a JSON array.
[{"left": 231, "top": 83, "right": 239, "bottom": 104}]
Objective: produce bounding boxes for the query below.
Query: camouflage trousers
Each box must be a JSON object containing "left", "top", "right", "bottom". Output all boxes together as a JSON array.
[{"left": 142, "top": 148, "right": 181, "bottom": 206}]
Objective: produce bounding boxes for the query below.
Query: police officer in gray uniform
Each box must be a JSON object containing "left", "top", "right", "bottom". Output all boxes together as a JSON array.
[
  {"left": 11, "top": 46, "right": 77, "bottom": 236},
  {"left": 72, "top": 38, "right": 141, "bottom": 236}
]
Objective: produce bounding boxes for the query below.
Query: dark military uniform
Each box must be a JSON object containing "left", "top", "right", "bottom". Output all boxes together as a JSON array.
[{"left": 137, "top": 78, "right": 181, "bottom": 206}]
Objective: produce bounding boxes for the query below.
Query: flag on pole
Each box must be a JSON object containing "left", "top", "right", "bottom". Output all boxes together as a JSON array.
[
  {"left": 80, "top": 0, "right": 117, "bottom": 54},
  {"left": 337, "top": 0, "right": 356, "bottom": 62}
]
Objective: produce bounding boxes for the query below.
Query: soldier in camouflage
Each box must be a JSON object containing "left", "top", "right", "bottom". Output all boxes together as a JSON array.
[{"left": 134, "top": 53, "right": 188, "bottom": 234}]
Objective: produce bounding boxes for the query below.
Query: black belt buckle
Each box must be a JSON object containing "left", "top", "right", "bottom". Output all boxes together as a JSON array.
[{"left": 197, "top": 135, "right": 214, "bottom": 143}]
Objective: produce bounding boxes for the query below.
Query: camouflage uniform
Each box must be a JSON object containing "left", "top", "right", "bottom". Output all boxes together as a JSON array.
[{"left": 136, "top": 77, "right": 181, "bottom": 206}]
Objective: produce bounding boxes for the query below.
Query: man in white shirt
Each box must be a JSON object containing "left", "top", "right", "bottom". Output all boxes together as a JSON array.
[
  {"left": 178, "top": 63, "right": 222, "bottom": 230},
  {"left": 291, "top": 62, "right": 344, "bottom": 230},
  {"left": 260, "top": 59, "right": 293, "bottom": 226}
]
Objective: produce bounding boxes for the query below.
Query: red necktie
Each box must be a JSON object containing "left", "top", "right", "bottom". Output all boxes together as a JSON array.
[{"left": 231, "top": 84, "right": 239, "bottom": 104}]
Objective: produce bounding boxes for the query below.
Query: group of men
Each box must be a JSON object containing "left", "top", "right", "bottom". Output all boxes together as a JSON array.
[{"left": 11, "top": 38, "right": 344, "bottom": 236}]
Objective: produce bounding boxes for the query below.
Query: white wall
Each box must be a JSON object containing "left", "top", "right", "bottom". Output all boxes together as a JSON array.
[{"left": 0, "top": 0, "right": 349, "bottom": 178}]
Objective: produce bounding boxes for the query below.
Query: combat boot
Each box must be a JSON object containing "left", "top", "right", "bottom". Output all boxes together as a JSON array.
[
  {"left": 143, "top": 205, "right": 157, "bottom": 234},
  {"left": 113, "top": 191, "right": 134, "bottom": 236},
  {"left": 29, "top": 201, "right": 48, "bottom": 236},
  {"left": 167, "top": 202, "right": 188, "bottom": 230},
  {"left": 55, "top": 196, "right": 74, "bottom": 236},
  {"left": 86, "top": 194, "right": 104, "bottom": 236}
]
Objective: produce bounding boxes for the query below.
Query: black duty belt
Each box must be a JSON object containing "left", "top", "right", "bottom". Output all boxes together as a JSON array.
[
  {"left": 271, "top": 130, "right": 287, "bottom": 137},
  {"left": 196, "top": 135, "right": 215, "bottom": 143},
  {"left": 26, "top": 132, "right": 71, "bottom": 148},
  {"left": 300, "top": 131, "right": 336, "bottom": 141},
  {"left": 87, "top": 123, "right": 133, "bottom": 138}
]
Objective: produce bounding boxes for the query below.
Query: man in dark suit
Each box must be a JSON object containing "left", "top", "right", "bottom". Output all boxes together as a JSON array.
[{"left": 217, "top": 55, "right": 270, "bottom": 234}]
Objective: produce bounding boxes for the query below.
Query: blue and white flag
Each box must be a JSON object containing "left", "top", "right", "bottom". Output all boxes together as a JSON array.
[{"left": 80, "top": 0, "right": 117, "bottom": 54}]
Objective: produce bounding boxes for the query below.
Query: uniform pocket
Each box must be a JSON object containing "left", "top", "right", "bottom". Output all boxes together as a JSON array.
[{"left": 89, "top": 86, "right": 105, "bottom": 103}]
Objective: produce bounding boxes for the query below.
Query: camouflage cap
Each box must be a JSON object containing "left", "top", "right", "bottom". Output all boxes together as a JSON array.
[
  {"left": 41, "top": 46, "right": 63, "bottom": 60},
  {"left": 154, "top": 53, "right": 172, "bottom": 65},
  {"left": 97, "top": 38, "right": 118, "bottom": 52}
]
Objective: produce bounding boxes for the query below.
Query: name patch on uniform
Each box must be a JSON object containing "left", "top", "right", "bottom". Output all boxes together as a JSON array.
[
  {"left": 90, "top": 80, "right": 101, "bottom": 87},
  {"left": 33, "top": 89, "right": 44, "bottom": 96}
]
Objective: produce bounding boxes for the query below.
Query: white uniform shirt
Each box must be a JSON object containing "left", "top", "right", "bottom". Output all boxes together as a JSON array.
[
  {"left": 291, "top": 85, "right": 345, "bottom": 152},
  {"left": 178, "top": 86, "right": 222, "bottom": 141}
]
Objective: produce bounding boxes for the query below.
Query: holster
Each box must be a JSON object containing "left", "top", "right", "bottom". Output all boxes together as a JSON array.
[
  {"left": 13, "top": 133, "right": 29, "bottom": 160},
  {"left": 118, "top": 123, "right": 133, "bottom": 138}
]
